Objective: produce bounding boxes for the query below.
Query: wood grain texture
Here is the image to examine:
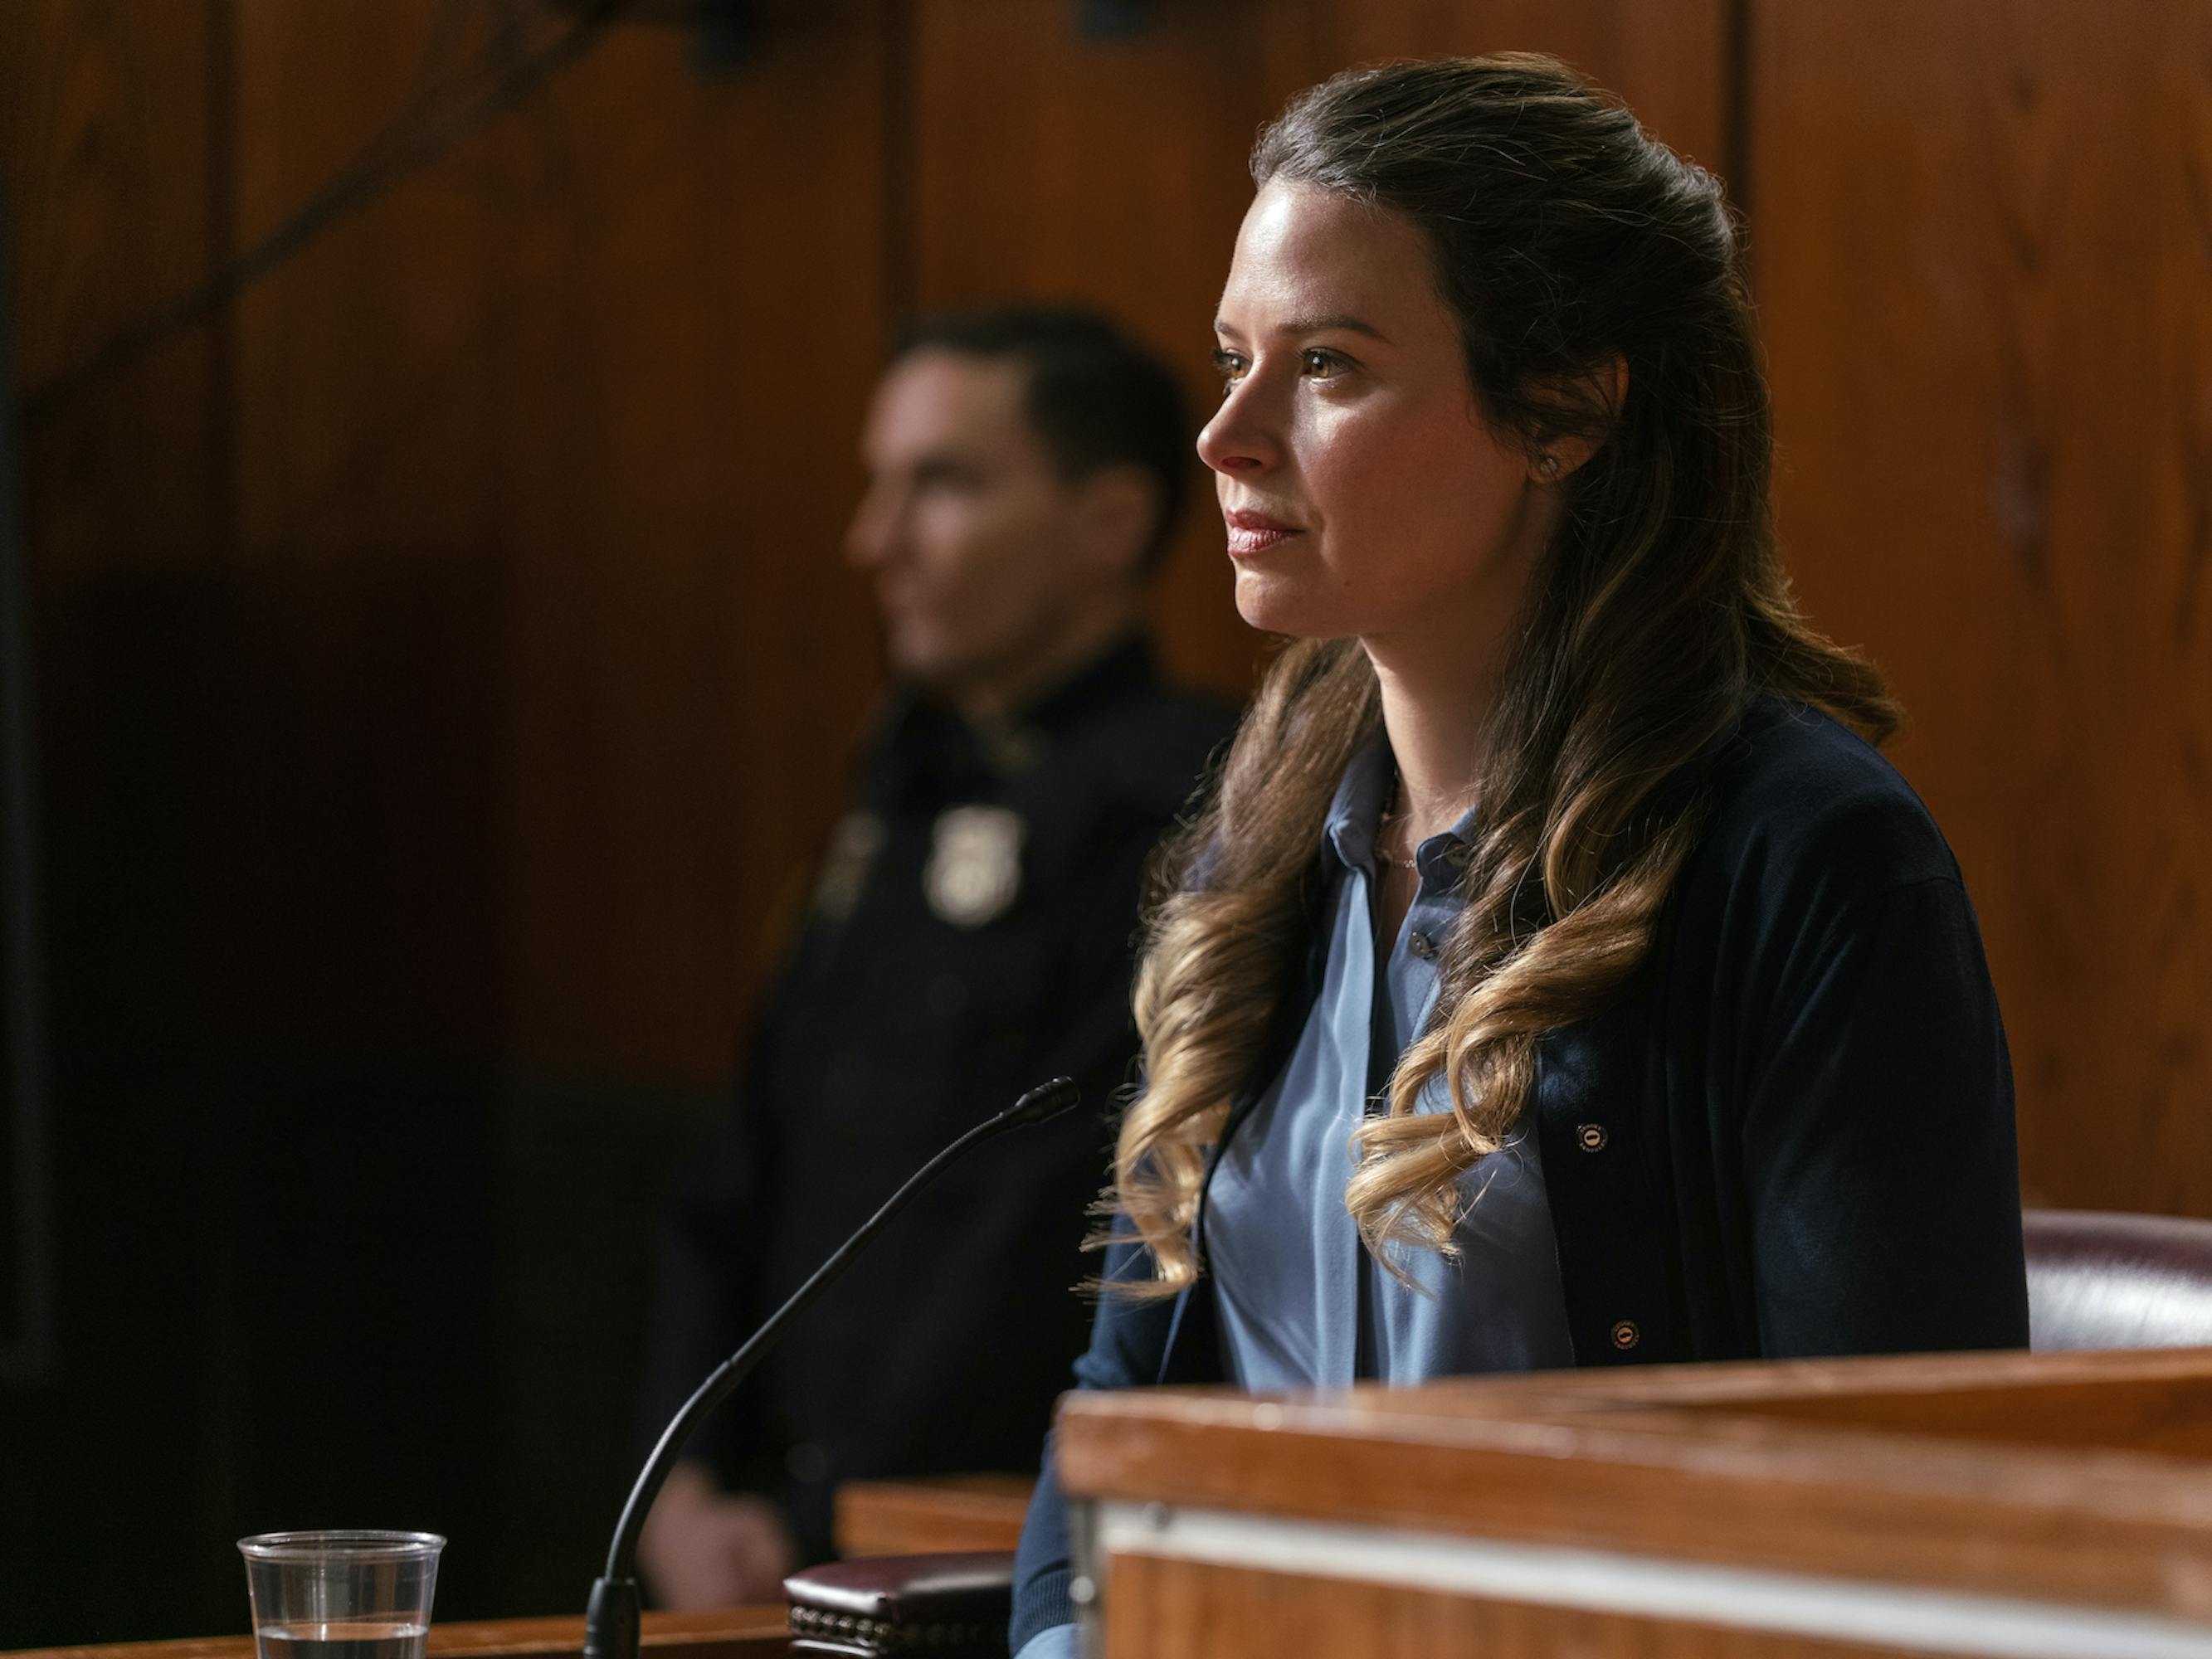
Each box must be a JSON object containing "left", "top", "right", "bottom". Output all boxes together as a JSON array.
[
  {"left": 477, "top": 2, "right": 891, "bottom": 1080},
  {"left": 2, "top": 0, "right": 225, "bottom": 575},
  {"left": 0, "top": 4, "right": 241, "bottom": 1640},
  {"left": 1748, "top": 1, "right": 2212, "bottom": 1216},
  {"left": 906, "top": 0, "right": 1284, "bottom": 706},
  {"left": 1057, "top": 1349, "right": 2212, "bottom": 1623},
  {"left": 1253, "top": 0, "right": 1729, "bottom": 172},
  {"left": 218, "top": 0, "right": 889, "bottom": 1075},
  {"left": 2, "top": 1607, "right": 791, "bottom": 1659},
  {"left": 1664, "top": 1372, "right": 2212, "bottom": 1459},
  {"left": 2, "top": 0, "right": 227, "bottom": 1045},
  {"left": 14, "top": 0, "right": 2200, "bottom": 1153},
  {"left": 1103, "top": 1554, "right": 1952, "bottom": 1659},
  {"left": 834, "top": 1473, "right": 1031, "bottom": 1558}
]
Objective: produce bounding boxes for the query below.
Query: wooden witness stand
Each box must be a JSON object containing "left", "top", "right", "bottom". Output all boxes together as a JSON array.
[
  {"left": 1055, "top": 1346, "right": 2212, "bottom": 1657},
  {"left": 16, "top": 1348, "right": 2212, "bottom": 1659}
]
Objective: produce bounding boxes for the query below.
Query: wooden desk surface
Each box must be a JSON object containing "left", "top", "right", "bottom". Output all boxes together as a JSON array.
[
  {"left": 1057, "top": 1345, "right": 2212, "bottom": 1626},
  {"left": 834, "top": 1472, "right": 1031, "bottom": 1557},
  {"left": 3, "top": 1608, "right": 789, "bottom": 1659}
]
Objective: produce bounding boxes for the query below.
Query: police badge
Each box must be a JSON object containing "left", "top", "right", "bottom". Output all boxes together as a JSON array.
[{"left": 924, "top": 804, "right": 1026, "bottom": 927}]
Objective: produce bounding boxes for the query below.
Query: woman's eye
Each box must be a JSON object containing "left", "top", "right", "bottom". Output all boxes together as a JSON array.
[
  {"left": 1301, "top": 348, "right": 1347, "bottom": 379},
  {"left": 1211, "top": 348, "right": 1248, "bottom": 386}
]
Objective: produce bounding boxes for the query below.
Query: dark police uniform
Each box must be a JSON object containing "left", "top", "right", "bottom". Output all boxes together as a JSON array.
[{"left": 640, "top": 636, "right": 1235, "bottom": 1566}]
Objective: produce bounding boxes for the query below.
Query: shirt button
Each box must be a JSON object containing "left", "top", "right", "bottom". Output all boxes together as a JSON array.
[
  {"left": 1576, "top": 1122, "right": 1609, "bottom": 1152},
  {"left": 1610, "top": 1320, "right": 1640, "bottom": 1351},
  {"left": 1408, "top": 931, "right": 1436, "bottom": 960}
]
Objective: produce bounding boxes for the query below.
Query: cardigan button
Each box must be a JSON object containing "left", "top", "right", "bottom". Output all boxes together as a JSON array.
[
  {"left": 1610, "top": 1319, "right": 1640, "bottom": 1350},
  {"left": 1408, "top": 930, "right": 1437, "bottom": 960},
  {"left": 1576, "top": 1122, "right": 1608, "bottom": 1152}
]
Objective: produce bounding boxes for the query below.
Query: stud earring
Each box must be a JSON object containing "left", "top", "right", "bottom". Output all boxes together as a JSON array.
[{"left": 1537, "top": 453, "right": 1562, "bottom": 482}]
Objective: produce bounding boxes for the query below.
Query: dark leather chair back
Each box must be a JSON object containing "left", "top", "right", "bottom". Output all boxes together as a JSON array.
[{"left": 2024, "top": 1209, "right": 2212, "bottom": 1351}]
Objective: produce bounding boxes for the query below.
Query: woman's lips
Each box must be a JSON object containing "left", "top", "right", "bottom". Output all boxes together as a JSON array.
[{"left": 1224, "top": 510, "right": 1305, "bottom": 559}]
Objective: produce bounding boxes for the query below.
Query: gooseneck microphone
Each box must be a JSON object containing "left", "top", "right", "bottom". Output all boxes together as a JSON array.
[{"left": 583, "top": 1075, "right": 1084, "bottom": 1659}]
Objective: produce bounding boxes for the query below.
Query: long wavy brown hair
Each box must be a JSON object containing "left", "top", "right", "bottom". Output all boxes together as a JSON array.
[{"left": 1101, "top": 56, "right": 1899, "bottom": 1294}]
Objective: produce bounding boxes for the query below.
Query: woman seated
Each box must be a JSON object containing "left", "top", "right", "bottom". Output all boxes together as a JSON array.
[{"left": 1011, "top": 52, "right": 2027, "bottom": 1659}]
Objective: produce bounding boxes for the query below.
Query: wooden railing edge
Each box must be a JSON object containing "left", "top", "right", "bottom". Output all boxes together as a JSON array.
[{"left": 3, "top": 1607, "right": 790, "bottom": 1659}]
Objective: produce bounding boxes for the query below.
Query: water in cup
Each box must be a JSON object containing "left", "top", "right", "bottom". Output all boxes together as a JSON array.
[
  {"left": 239, "top": 1531, "right": 443, "bottom": 1659},
  {"left": 256, "top": 1622, "right": 427, "bottom": 1659}
]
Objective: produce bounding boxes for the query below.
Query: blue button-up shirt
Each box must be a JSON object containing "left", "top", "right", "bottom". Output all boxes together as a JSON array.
[
  {"left": 1014, "top": 733, "right": 1578, "bottom": 1659},
  {"left": 1205, "top": 731, "right": 1576, "bottom": 1387},
  {"left": 1012, "top": 700, "right": 2029, "bottom": 1659}
]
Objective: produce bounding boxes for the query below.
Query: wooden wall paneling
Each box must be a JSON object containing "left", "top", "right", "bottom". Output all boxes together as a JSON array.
[
  {"left": 2, "top": 0, "right": 227, "bottom": 1041},
  {"left": 475, "top": 7, "right": 895, "bottom": 1610},
  {"left": 209, "top": 40, "right": 516, "bottom": 1613},
  {"left": 906, "top": 0, "right": 1287, "bottom": 705},
  {"left": 3, "top": 0, "right": 227, "bottom": 578},
  {"left": 224, "top": 1, "right": 889, "bottom": 1082},
  {"left": 1, "top": 2, "right": 237, "bottom": 1644},
  {"left": 224, "top": 0, "right": 514, "bottom": 1057},
  {"left": 1256, "top": 0, "right": 1730, "bottom": 178},
  {"left": 1749, "top": 1, "right": 2212, "bottom": 1215},
  {"left": 223, "top": 0, "right": 898, "bottom": 1618},
  {"left": 480, "top": 5, "right": 889, "bottom": 1083}
]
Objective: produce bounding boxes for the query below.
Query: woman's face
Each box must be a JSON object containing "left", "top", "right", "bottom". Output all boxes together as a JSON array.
[{"left": 1199, "top": 180, "right": 1557, "bottom": 651}]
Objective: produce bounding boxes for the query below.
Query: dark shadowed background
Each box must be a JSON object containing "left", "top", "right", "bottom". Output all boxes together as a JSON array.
[{"left": 2, "top": 0, "right": 2206, "bottom": 1644}]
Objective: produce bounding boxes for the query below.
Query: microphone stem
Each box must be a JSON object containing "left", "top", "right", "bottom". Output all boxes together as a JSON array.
[
  {"left": 602, "top": 1107, "right": 1017, "bottom": 1583},
  {"left": 584, "top": 1075, "right": 1077, "bottom": 1659}
]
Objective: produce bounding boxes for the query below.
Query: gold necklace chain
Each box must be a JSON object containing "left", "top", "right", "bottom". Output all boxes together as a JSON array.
[{"left": 1378, "top": 775, "right": 1421, "bottom": 874}]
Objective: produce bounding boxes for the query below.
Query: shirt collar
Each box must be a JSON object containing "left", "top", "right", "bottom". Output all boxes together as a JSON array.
[
  {"left": 998, "top": 630, "right": 1158, "bottom": 744},
  {"left": 1323, "top": 726, "right": 1481, "bottom": 877},
  {"left": 1323, "top": 727, "right": 1395, "bottom": 871},
  {"left": 871, "top": 631, "right": 1161, "bottom": 806}
]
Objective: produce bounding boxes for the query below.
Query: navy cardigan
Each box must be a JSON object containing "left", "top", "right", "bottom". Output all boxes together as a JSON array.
[{"left": 1009, "top": 698, "right": 2029, "bottom": 1651}]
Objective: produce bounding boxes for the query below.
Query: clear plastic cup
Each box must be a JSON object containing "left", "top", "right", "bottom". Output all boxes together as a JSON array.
[{"left": 238, "top": 1530, "right": 446, "bottom": 1659}]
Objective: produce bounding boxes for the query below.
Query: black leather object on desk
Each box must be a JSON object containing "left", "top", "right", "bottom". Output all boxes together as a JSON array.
[
  {"left": 784, "top": 1550, "right": 1016, "bottom": 1657},
  {"left": 2024, "top": 1209, "right": 2212, "bottom": 1351}
]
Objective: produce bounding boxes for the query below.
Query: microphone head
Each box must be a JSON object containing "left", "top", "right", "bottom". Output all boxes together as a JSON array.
[{"left": 1004, "top": 1076, "right": 1081, "bottom": 1127}]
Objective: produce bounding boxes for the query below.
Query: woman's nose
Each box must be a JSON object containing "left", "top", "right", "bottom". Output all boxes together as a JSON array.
[{"left": 1196, "top": 379, "right": 1279, "bottom": 476}]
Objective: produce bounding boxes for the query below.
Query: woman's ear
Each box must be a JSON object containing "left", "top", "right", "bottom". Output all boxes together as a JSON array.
[{"left": 1532, "top": 353, "right": 1629, "bottom": 482}]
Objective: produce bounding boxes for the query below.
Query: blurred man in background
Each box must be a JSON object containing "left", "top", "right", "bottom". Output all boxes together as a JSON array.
[{"left": 636, "top": 308, "right": 1235, "bottom": 1607}]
